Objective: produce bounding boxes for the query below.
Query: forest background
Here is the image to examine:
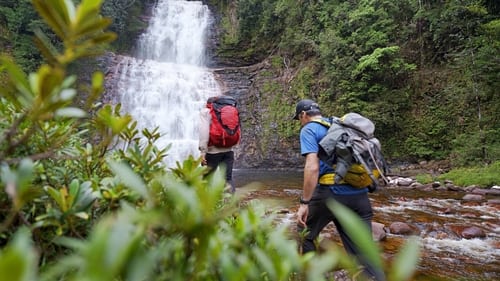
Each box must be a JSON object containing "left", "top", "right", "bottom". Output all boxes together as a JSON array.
[
  {"left": 2, "top": 0, "right": 499, "bottom": 168},
  {"left": 2, "top": 0, "right": 499, "bottom": 167},
  {"left": 0, "top": 0, "right": 498, "bottom": 280}
]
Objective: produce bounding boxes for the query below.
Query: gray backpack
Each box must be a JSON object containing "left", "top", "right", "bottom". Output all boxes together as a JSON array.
[{"left": 316, "top": 113, "right": 388, "bottom": 191}]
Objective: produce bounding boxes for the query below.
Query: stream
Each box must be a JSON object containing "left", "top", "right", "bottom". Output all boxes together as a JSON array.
[{"left": 233, "top": 169, "right": 500, "bottom": 281}]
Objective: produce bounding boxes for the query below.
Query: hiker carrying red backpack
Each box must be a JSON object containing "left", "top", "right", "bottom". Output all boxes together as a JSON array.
[{"left": 199, "top": 95, "right": 241, "bottom": 193}]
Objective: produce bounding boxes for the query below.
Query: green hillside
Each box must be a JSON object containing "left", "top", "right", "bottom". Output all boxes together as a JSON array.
[{"left": 210, "top": 0, "right": 500, "bottom": 166}]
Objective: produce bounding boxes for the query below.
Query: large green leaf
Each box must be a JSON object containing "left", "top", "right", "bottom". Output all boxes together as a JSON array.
[
  {"left": 388, "top": 236, "right": 421, "bottom": 281},
  {"left": 327, "top": 200, "right": 383, "bottom": 270},
  {"left": 29, "top": 65, "right": 64, "bottom": 101},
  {"left": 108, "top": 160, "right": 150, "bottom": 202},
  {"left": 32, "top": 0, "right": 71, "bottom": 39},
  {"left": 0, "top": 57, "right": 33, "bottom": 107},
  {"left": 45, "top": 186, "right": 68, "bottom": 212},
  {"left": 73, "top": 18, "right": 112, "bottom": 39},
  {"left": 75, "top": 0, "right": 103, "bottom": 25},
  {"left": 0, "top": 159, "right": 36, "bottom": 209},
  {"left": 83, "top": 213, "right": 145, "bottom": 280},
  {"left": 69, "top": 180, "right": 96, "bottom": 212},
  {"left": 33, "top": 29, "right": 60, "bottom": 65},
  {"left": 0, "top": 228, "right": 37, "bottom": 281}
]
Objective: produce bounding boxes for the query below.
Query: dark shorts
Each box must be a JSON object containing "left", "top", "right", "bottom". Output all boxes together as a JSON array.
[{"left": 205, "top": 151, "right": 234, "bottom": 190}]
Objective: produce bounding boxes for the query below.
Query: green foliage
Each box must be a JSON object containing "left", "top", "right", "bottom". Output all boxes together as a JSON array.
[
  {"left": 421, "top": 0, "right": 489, "bottom": 63},
  {"left": 437, "top": 161, "right": 500, "bottom": 187},
  {"left": 101, "top": 0, "right": 149, "bottom": 53},
  {"left": 264, "top": 80, "right": 296, "bottom": 139},
  {"left": 0, "top": 0, "right": 146, "bottom": 74},
  {"left": 451, "top": 129, "right": 500, "bottom": 166},
  {"left": 403, "top": 109, "right": 451, "bottom": 161},
  {"left": 2, "top": 156, "right": 421, "bottom": 281},
  {"left": 0, "top": 0, "right": 123, "bottom": 256},
  {"left": 415, "top": 173, "right": 434, "bottom": 184},
  {"left": 0, "top": 228, "right": 37, "bottom": 281},
  {"left": 0, "top": 158, "right": 36, "bottom": 214},
  {"left": 32, "top": 0, "right": 116, "bottom": 65},
  {"left": 36, "top": 179, "right": 96, "bottom": 236},
  {"left": 0, "top": 0, "right": 44, "bottom": 71},
  {"left": 211, "top": 0, "right": 499, "bottom": 165},
  {"left": 354, "top": 46, "right": 416, "bottom": 80}
]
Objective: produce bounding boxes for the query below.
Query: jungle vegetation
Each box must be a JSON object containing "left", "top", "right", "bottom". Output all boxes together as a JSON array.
[
  {"left": 211, "top": 0, "right": 499, "bottom": 167},
  {"left": 2, "top": 0, "right": 499, "bottom": 166}
]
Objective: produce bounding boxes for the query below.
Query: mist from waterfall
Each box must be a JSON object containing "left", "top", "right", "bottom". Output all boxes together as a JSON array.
[{"left": 115, "top": 0, "right": 220, "bottom": 168}]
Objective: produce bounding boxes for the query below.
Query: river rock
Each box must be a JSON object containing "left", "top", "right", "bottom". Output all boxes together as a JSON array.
[
  {"left": 431, "top": 181, "right": 441, "bottom": 188},
  {"left": 485, "top": 188, "right": 500, "bottom": 196},
  {"left": 317, "top": 232, "right": 340, "bottom": 252},
  {"left": 486, "top": 199, "right": 500, "bottom": 206},
  {"left": 397, "top": 178, "right": 414, "bottom": 186},
  {"left": 461, "top": 226, "right": 486, "bottom": 239},
  {"left": 410, "top": 182, "right": 424, "bottom": 189},
  {"left": 464, "top": 185, "right": 481, "bottom": 192},
  {"left": 446, "top": 183, "right": 461, "bottom": 191},
  {"left": 435, "top": 185, "right": 447, "bottom": 191},
  {"left": 389, "top": 222, "right": 413, "bottom": 235},
  {"left": 372, "top": 222, "right": 386, "bottom": 241},
  {"left": 462, "top": 213, "right": 477, "bottom": 218},
  {"left": 462, "top": 194, "right": 484, "bottom": 201},
  {"left": 471, "top": 188, "right": 488, "bottom": 195},
  {"left": 421, "top": 183, "right": 435, "bottom": 191},
  {"left": 442, "top": 207, "right": 454, "bottom": 214}
]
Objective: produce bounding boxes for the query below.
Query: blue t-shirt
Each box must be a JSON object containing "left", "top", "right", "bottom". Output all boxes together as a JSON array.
[{"left": 300, "top": 118, "right": 367, "bottom": 195}]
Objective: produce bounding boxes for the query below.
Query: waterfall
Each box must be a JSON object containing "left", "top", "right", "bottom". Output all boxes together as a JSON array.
[{"left": 114, "top": 0, "right": 220, "bottom": 168}]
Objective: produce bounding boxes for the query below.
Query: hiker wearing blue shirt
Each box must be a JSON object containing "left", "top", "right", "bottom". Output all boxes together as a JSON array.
[{"left": 293, "top": 99, "right": 386, "bottom": 281}]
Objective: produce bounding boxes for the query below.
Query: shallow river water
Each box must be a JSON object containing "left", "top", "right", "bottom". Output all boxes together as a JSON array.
[{"left": 233, "top": 169, "right": 500, "bottom": 281}]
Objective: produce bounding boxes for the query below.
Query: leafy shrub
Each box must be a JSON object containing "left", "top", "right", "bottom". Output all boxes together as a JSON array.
[
  {"left": 438, "top": 161, "right": 500, "bottom": 187},
  {"left": 451, "top": 129, "right": 500, "bottom": 166}
]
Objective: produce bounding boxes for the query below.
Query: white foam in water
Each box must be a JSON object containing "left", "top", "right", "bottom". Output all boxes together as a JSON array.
[
  {"left": 377, "top": 197, "right": 499, "bottom": 218},
  {"left": 115, "top": 0, "right": 220, "bottom": 168},
  {"left": 423, "top": 237, "right": 499, "bottom": 263}
]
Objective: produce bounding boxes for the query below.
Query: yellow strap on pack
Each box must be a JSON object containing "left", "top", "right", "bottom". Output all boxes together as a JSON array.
[
  {"left": 319, "top": 173, "right": 340, "bottom": 185},
  {"left": 319, "top": 164, "right": 381, "bottom": 188}
]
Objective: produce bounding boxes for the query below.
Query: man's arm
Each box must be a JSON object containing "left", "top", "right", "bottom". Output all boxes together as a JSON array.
[
  {"left": 302, "top": 152, "right": 320, "bottom": 201},
  {"left": 297, "top": 152, "right": 319, "bottom": 227}
]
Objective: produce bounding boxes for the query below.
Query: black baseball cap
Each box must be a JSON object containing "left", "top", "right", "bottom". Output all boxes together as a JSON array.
[{"left": 292, "top": 99, "right": 320, "bottom": 120}]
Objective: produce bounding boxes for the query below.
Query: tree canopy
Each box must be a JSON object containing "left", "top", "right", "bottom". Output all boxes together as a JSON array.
[{"left": 214, "top": 0, "right": 499, "bottom": 165}]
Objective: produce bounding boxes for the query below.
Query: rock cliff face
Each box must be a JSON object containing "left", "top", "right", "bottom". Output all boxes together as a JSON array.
[
  {"left": 203, "top": 2, "right": 303, "bottom": 170},
  {"left": 211, "top": 63, "right": 302, "bottom": 170}
]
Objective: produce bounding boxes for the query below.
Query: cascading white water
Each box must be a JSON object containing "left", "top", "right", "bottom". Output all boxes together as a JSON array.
[{"left": 115, "top": 0, "right": 220, "bottom": 168}]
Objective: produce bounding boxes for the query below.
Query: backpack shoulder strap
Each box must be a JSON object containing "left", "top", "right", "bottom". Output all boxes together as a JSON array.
[{"left": 310, "top": 118, "right": 332, "bottom": 128}]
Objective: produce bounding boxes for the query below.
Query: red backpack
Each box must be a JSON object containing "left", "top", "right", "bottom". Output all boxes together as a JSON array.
[{"left": 207, "top": 95, "right": 241, "bottom": 148}]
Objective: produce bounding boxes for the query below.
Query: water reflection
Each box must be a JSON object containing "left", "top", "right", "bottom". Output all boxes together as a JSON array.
[{"left": 233, "top": 169, "right": 500, "bottom": 281}]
